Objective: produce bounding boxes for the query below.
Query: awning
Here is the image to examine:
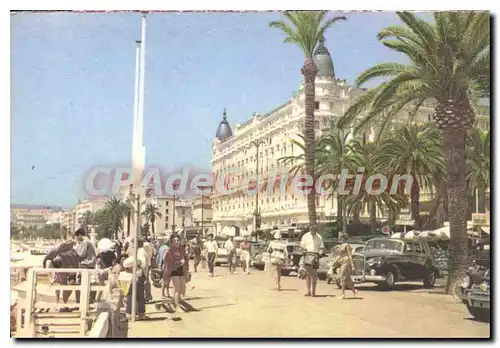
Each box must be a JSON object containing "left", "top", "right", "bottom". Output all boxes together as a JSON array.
[{"left": 481, "top": 226, "right": 490, "bottom": 234}]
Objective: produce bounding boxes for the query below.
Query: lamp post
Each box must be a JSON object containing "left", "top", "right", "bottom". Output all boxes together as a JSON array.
[
  {"left": 197, "top": 184, "right": 213, "bottom": 237},
  {"left": 250, "top": 140, "right": 265, "bottom": 240},
  {"left": 172, "top": 183, "right": 179, "bottom": 234}
]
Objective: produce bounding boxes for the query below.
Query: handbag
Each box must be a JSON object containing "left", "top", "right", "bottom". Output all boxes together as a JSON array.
[
  {"left": 304, "top": 252, "right": 319, "bottom": 268},
  {"left": 118, "top": 271, "right": 133, "bottom": 295},
  {"left": 270, "top": 249, "right": 285, "bottom": 266}
]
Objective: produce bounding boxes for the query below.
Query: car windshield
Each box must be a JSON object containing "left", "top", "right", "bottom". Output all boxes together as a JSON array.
[{"left": 364, "top": 240, "right": 402, "bottom": 252}]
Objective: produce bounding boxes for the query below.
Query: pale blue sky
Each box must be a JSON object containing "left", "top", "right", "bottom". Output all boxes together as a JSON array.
[{"left": 11, "top": 11, "right": 413, "bottom": 207}]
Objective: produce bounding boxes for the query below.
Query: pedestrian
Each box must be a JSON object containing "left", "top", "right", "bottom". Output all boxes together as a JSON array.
[
  {"left": 267, "top": 240, "right": 286, "bottom": 291},
  {"left": 300, "top": 226, "right": 324, "bottom": 297},
  {"left": 332, "top": 243, "right": 357, "bottom": 299},
  {"left": 224, "top": 236, "right": 236, "bottom": 274},
  {"left": 239, "top": 236, "right": 252, "bottom": 274},
  {"left": 50, "top": 248, "right": 80, "bottom": 305},
  {"left": 122, "top": 239, "right": 148, "bottom": 321},
  {"left": 190, "top": 234, "right": 203, "bottom": 272},
  {"left": 156, "top": 239, "right": 168, "bottom": 271},
  {"left": 164, "top": 234, "right": 189, "bottom": 314},
  {"left": 204, "top": 234, "right": 218, "bottom": 277},
  {"left": 74, "top": 228, "right": 97, "bottom": 269},
  {"left": 139, "top": 239, "right": 153, "bottom": 303}
]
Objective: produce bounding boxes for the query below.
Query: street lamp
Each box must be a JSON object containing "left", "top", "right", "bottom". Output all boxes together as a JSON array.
[
  {"left": 197, "top": 184, "right": 213, "bottom": 237},
  {"left": 250, "top": 140, "right": 265, "bottom": 240},
  {"left": 172, "top": 182, "right": 179, "bottom": 233}
]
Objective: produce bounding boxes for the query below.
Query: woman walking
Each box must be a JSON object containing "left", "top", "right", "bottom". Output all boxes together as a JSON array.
[
  {"left": 267, "top": 240, "right": 286, "bottom": 291},
  {"left": 164, "top": 234, "right": 189, "bottom": 313},
  {"left": 332, "top": 243, "right": 357, "bottom": 299}
]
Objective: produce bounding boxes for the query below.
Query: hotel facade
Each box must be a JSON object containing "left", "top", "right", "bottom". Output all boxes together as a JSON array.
[{"left": 210, "top": 39, "right": 490, "bottom": 235}]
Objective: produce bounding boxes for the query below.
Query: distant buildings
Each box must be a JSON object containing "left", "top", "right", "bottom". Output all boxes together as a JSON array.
[{"left": 10, "top": 204, "right": 64, "bottom": 230}]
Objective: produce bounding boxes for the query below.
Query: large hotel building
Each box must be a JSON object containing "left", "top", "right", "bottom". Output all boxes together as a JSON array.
[{"left": 210, "top": 39, "right": 490, "bottom": 235}]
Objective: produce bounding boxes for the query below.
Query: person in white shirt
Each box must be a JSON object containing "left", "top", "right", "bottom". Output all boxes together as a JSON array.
[
  {"left": 300, "top": 226, "right": 324, "bottom": 297},
  {"left": 223, "top": 237, "right": 236, "bottom": 274},
  {"left": 204, "top": 234, "right": 218, "bottom": 277},
  {"left": 142, "top": 240, "right": 156, "bottom": 302}
]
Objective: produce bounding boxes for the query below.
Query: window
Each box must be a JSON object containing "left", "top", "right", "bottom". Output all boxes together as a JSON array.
[
  {"left": 415, "top": 243, "right": 423, "bottom": 253},
  {"left": 315, "top": 101, "right": 320, "bottom": 110},
  {"left": 404, "top": 243, "right": 414, "bottom": 253}
]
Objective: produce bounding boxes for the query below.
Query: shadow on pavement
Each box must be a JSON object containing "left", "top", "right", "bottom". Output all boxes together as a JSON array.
[{"left": 277, "top": 289, "right": 298, "bottom": 292}]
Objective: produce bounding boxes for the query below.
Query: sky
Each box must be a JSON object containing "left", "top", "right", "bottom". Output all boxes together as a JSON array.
[{"left": 11, "top": 11, "right": 414, "bottom": 208}]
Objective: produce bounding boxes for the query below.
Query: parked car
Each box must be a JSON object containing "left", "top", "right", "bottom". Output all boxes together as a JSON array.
[
  {"left": 347, "top": 238, "right": 442, "bottom": 290},
  {"left": 453, "top": 241, "right": 490, "bottom": 302},
  {"left": 463, "top": 268, "right": 490, "bottom": 322},
  {"left": 260, "top": 241, "right": 305, "bottom": 275},
  {"left": 249, "top": 242, "right": 269, "bottom": 270}
]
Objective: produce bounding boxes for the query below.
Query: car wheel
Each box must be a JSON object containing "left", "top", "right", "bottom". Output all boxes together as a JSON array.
[
  {"left": 281, "top": 270, "right": 291, "bottom": 276},
  {"left": 466, "top": 304, "right": 491, "bottom": 322},
  {"left": 377, "top": 270, "right": 396, "bottom": 290},
  {"left": 423, "top": 269, "right": 436, "bottom": 288},
  {"left": 326, "top": 277, "right": 332, "bottom": 284},
  {"left": 317, "top": 273, "right": 327, "bottom": 281}
]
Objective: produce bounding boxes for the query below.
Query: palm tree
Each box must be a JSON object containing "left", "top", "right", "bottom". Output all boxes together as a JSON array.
[
  {"left": 466, "top": 128, "right": 490, "bottom": 213},
  {"left": 142, "top": 203, "right": 162, "bottom": 239},
  {"left": 338, "top": 12, "right": 489, "bottom": 293},
  {"left": 79, "top": 211, "right": 95, "bottom": 233},
  {"left": 342, "top": 140, "right": 405, "bottom": 232},
  {"left": 373, "top": 123, "right": 445, "bottom": 229},
  {"left": 104, "top": 197, "right": 129, "bottom": 240},
  {"left": 270, "top": 11, "right": 346, "bottom": 227},
  {"left": 316, "top": 128, "right": 361, "bottom": 230}
]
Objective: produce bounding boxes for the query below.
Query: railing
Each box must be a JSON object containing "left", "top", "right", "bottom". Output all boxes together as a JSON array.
[{"left": 14, "top": 268, "right": 112, "bottom": 338}]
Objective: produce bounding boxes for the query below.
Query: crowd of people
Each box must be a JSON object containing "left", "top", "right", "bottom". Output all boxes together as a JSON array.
[{"left": 37, "top": 226, "right": 358, "bottom": 322}]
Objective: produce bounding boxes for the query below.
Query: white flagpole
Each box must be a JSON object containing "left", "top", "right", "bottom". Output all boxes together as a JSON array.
[{"left": 131, "top": 12, "right": 148, "bottom": 323}]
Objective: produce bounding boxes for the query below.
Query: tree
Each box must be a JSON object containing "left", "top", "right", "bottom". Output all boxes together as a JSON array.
[
  {"left": 341, "top": 140, "right": 405, "bottom": 233},
  {"left": 466, "top": 128, "right": 490, "bottom": 213},
  {"left": 338, "top": 12, "right": 489, "bottom": 293},
  {"left": 78, "top": 211, "right": 95, "bottom": 233},
  {"left": 373, "top": 123, "right": 445, "bottom": 229},
  {"left": 316, "top": 128, "right": 362, "bottom": 230},
  {"left": 270, "top": 11, "right": 346, "bottom": 228},
  {"left": 104, "top": 197, "right": 130, "bottom": 240},
  {"left": 142, "top": 203, "right": 162, "bottom": 239}
]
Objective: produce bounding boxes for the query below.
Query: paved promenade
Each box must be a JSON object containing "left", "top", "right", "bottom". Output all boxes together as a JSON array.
[{"left": 128, "top": 264, "right": 490, "bottom": 338}]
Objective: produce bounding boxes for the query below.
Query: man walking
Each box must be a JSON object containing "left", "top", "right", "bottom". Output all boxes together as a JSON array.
[
  {"left": 204, "top": 234, "right": 218, "bottom": 277},
  {"left": 239, "top": 236, "right": 252, "bottom": 275},
  {"left": 224, "top": 236, "right": 236, "bottom": 274},
  {"left": 191, "top": 234, "right": 203, "bottom": 272},
  {"left": 300, "top": 226, "right": 324, "bottom": 297}
]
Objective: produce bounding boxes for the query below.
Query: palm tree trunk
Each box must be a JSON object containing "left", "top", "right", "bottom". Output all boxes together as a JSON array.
[
  {"left": 151, "top": 218, "right": 155, "bottom": 239},
  {"left": 301, "top": 58, "right": 318, "bottom": 228},
  {"left": 410, "top": 171, "right": 420, "bottom": 229},
  {"left": 425, "top": 182, "right": 445, "bottom": 229},
  {"left": 441, "top": 128, "right": 469, "bottom": 294},
  {"left": 477, "top": 181, "right": 486, "bottom": 213},
  {"left": 369, "top": 202, "right": 377, "bottom": 233},
  {"left": 337, "top": 195, "right": 343, "bottom": 231},
  {"left": 126, "top": 212, "right": 131, "bottom": 238}
]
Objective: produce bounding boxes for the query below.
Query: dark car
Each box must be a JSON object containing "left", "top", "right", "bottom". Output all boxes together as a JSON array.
[
  {"left": 452, "top": 245, "right": 490, "bottom": 302},
  {"left": 352, "top": 238, "right": 441, "bottom": 289},
  {"left": 463, "top": 268, "right": 490, "bottom": 322}
]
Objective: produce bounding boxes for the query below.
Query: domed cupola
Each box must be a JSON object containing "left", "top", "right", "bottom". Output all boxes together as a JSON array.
[
  {"left": 313, "top": 36, "right": 335, "bottom": 78},
  {"left": 215, "top": 108, "right": 233, "bottom": 142}
]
